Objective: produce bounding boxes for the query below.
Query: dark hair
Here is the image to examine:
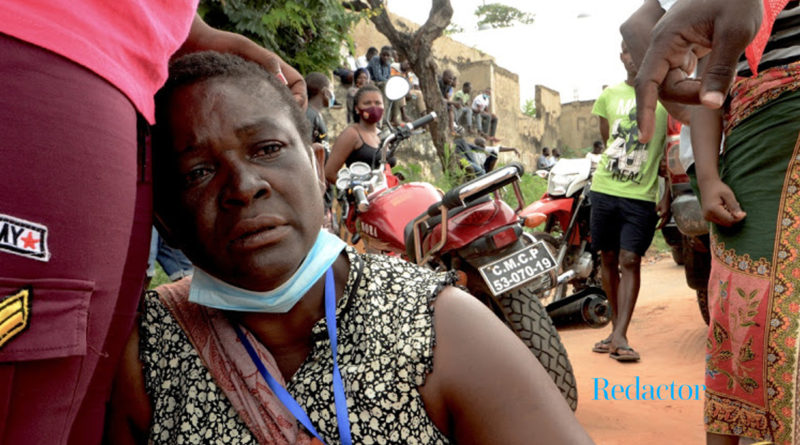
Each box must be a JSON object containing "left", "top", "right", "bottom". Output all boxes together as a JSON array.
[
  {"left": 380, "top": 45, "right": 392, "bottom": 54},
  {"left": 366, "top": 47, "right": 378, "bottom": 59},
  {"left": 593, "top": 140, "right": 604, "bottom": 148},
  {"left": 463, "top": 81, "right": 471, "bottom": 89},
  {"left": 354, "top": 67, "right": 370, "bottom": 84},
  {"left": 305, "top": 72, "right": 330, "bottom": 99},
  {"left": 152, "top": 51, "right": 311, "bottom": 220},
  {"left": 351, "top": 84, "right": 382, "bottom": 123}
]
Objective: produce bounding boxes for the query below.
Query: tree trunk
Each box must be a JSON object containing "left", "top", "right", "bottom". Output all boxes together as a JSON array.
[{"left": 366, "top": 0, "right": 453, "bottom": 171}]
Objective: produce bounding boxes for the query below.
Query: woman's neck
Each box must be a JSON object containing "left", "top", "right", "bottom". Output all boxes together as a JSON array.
[{"left": 232, "top": 254, "right": 350, "bottom": 380}]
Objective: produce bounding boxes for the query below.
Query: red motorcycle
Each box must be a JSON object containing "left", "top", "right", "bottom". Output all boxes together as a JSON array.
[
  {"left": 517, "top": 158, "right": 609, "bottom": 328},
  {"left": 334, "top": 79, "right": 577, "bottom": 408}
]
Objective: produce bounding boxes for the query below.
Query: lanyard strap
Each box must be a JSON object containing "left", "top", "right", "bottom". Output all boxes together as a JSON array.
[
  {"left": 233, "top": 267, "right": 352, "bottom": 445},
  {"left": 325, "top": 266, "right": 352, "bottom": 445}
]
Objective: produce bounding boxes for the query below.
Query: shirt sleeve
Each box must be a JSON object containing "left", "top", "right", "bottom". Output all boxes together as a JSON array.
[{"left": 591, "top": 90, "right": 609, "bottom": 119}]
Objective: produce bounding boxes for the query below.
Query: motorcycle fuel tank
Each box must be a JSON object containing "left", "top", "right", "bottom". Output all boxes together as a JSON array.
[{"left": 357, "top": 182, "right": 442, "bottom": 253}]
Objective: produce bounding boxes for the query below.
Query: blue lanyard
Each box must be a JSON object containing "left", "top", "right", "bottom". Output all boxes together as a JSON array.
[{"left": 233, "top": 267, "right": 352, "bottom": 445}]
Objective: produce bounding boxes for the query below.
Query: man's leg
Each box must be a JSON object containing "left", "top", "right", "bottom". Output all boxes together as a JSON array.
[
  {"left": 608, "top": 196, "right": 659, "bottom": 361},
  {"left": 489, "top": 114, "right": 498, "bottom": 137},
  {"left": 608, "top": 248, "right": 641, "bottom": 355},
  {"left": 464, "top": 107, "right": 474, "bottom": 132},
  {"left": 589, "top": 191, "right": 622, "bottom": 351}
]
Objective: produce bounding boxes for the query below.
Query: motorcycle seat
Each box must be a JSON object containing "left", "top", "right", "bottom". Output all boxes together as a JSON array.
[{"left": 403, "top": 194, "right": 492, "bottom": 262}]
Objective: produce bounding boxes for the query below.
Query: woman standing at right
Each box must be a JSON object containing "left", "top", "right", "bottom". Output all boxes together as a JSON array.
[{"left": 688, "top": 3, "right": 800, "bottom": 443}]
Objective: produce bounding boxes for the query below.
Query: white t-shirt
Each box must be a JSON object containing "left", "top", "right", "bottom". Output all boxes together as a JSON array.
[{"left": 472, "top": 94, "right": 490, "bottom": 112}]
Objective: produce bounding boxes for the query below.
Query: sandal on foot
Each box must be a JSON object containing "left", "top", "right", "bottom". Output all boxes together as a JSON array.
[
  {"left": 610, "top": 346, "right": 641, "bottom": 362},
  {"left": 592, "top": 338, "right": 612, "bottom": 353}
]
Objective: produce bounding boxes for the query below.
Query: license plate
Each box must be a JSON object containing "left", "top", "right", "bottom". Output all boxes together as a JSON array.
[{"left": 478, "top": 242, "right": 557, "bottom": 296}]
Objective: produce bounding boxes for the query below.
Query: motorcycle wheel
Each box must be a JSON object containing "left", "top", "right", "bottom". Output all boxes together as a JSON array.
[
  {"left": 495, "top": 284, "right": 578, "bottom": 411},
  {"left": 696, "top": 288, "right": 710, "bottom": 325}
]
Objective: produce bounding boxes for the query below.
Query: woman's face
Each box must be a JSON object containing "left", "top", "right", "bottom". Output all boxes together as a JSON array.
[
  {"left": 162, "top": 78, "right": 325, "bottom": 291},
  {"left": 356, "top": 90, "right": 383, "bottom": 114},
  {"left": 355, "top": 72, "right": 368, "bottom": 87}
]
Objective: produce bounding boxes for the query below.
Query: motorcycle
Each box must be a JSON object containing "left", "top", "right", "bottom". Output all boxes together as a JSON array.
[
  {"left": 663, "top": 118, "right": 711, "bottom": 325},
  {"left": 517, "top": 158, "right": 610, "bottom": 329},
  {"left": 334, "top": 76, "right": 578, "bottom": 409}
]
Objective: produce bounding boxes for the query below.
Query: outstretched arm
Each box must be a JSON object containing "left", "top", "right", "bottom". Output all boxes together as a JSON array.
[
  {"left": 420, "top": 287, "right": 595, "bottom": 445},
  {"left": 176, "top": 15, "right": 307, "bottom": 108}
]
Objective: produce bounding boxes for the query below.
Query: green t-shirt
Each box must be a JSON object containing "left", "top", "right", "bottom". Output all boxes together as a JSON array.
[
  {"left": 590, "top": 81, "right": 667, "bottom": 202},
  {"left": 453, "top": 90, "right": 471, "bottom": 106}
]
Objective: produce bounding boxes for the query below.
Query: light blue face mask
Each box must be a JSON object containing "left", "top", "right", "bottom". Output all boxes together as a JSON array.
[{"left": 189, "top": 229, "right": 346, "bottom": 312}]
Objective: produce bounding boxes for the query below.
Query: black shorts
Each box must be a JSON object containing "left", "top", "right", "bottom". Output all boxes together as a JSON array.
[{"left": 590, "top": 191, "right": 658, "bottom": 256}]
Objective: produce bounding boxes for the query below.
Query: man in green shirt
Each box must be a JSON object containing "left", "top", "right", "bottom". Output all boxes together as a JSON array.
[
  {"left": 589, "top": 42, "right": 669, "bottom": 363},
  {"left": 453, "top": 82, "right": 473, "bottom": 134}
]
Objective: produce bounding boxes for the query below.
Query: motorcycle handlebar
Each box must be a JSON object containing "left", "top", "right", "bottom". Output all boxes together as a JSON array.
[
  {"left": 432, "top": 163, "right": 525, "bottom": 215},
  {"left": 353, "top": 186, "right": 369, "bottom": 213},
  {"left": 404, "top": 112, "right": 437, "bottom": 131}
]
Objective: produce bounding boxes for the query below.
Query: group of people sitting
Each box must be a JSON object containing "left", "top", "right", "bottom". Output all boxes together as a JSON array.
[{"left": 439, "top": 69, "right": 500, "bottom": 142}]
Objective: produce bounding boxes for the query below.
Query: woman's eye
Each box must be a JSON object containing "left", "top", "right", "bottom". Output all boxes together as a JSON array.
[{"left": 183, "top": 167, "right": 212, "bottom": 186}]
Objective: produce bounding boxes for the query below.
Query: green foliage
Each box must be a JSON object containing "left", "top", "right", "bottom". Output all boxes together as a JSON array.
[
  {"left": 199, "top": 0, "right": 362, "bottom": 74},
  {"left": 501, "top": 170, "right": 547, "bottom": 210},
  {"left": 475, "top": 3, "right": 535, "bottom": 29},
  {"left": 444, "top": 22, "right": 465, "bottom": 35},
  {"left": 148, "top": 263, "right": 170, "bottom": 290},
  {"left": 521, "top": 98, "right": 536, "bottom": 118}
]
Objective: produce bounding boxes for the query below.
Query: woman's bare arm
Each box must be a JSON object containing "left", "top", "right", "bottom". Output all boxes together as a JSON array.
[
  {"left": 325, "top": 127, "right": 358, "bottom": 183},
  {"left": 421, "top": 286, "right": 595, "bottom": 445}
]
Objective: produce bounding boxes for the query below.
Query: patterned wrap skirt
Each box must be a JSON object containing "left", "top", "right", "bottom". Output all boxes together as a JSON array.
[{"left": 704, "top": 63, "right": 800, "bottom": 443}]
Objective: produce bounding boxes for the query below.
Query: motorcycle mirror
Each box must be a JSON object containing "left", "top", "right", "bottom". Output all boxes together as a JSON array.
[{"left": 384, "top": 76, "right": 410, "bottom": 102}]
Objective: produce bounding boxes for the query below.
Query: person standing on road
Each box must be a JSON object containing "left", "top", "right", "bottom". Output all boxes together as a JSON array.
[{"left": 589, "top": 41, "right": 669, "bottom": 363}]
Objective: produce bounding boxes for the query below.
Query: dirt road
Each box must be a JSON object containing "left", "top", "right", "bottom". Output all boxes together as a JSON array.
[{"left": 559, "top": 256, "right": 708, "bottom": 444}]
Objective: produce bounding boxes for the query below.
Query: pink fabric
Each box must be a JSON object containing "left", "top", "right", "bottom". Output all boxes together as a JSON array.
[
  {"left": 745, "top": 0, "right": 792, "bottom": 75},
  {"left": 0, "top": 0, "right": 198, "bottom": 123},
  {"left": 0, "top": 33, "right": 153, "bottom": 444},
  {"left": 156, "top": 279, "right": 316, "bottom": 445}
]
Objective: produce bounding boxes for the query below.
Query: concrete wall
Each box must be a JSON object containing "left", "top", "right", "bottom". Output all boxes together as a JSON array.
[{"left": 559, "top": 100, "right": 603, "bottom": 155}]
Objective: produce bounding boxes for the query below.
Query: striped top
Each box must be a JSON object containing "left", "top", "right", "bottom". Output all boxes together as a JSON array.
[{"left": 738, "top": 1, "right": 800, "bottom": 76}]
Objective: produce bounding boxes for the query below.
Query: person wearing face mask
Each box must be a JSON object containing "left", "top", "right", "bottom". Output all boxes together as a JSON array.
[
  {"left": 106, "top": 51, "right": 595, "bottom": 445},
  {"left": 325, "top": 84, "right": 393, "bottom": 184}
]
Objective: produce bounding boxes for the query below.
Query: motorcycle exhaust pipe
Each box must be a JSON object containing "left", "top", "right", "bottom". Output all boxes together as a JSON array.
[{"left": 546, "top": 287, "right": 610, "bottom": 329}]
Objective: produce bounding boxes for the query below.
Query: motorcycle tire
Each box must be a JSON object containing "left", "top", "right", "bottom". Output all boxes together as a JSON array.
[
  {"left": 697, "top": 288, "right": 710, "bottom": 325},
  {"left": 495, "top": 284, "right": 578, "bottom": 411}
]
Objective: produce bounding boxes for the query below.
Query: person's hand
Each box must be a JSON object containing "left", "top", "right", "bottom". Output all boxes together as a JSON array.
[
  {"left": 180, "top": 15, "right": 307, "bottom": 108},
  {"left": 635, "top": 0, "right": 762, "bottom": 143},
  {"left": 699, "top": 179, "right": 747, "bottom": 226}
]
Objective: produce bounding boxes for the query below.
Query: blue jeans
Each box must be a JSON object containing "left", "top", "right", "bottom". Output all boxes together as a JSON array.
[{"left": 147, "top": 227, "right": 193, "bottom": 281}]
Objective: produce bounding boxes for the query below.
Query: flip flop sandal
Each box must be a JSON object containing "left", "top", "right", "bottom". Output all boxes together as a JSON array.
[
  {"left": 592, "top": 338, "right": 612, "bottom": 353},
  {"left": 610, "top": 346, "right": 641, "bottom": 362}
]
